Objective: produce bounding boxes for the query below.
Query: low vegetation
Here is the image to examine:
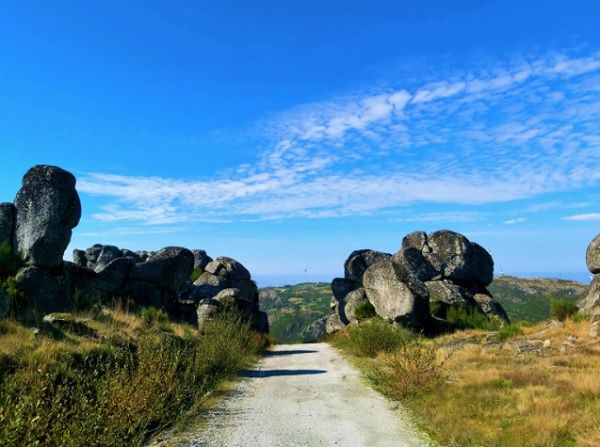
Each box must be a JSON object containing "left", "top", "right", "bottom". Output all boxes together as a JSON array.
[
  {"left": 550, "top": 298, "right": 580, "bottom": 322},
  {"left": 0, "top": 303, "right": 269, "bottom": 447},
  {"left": 332, "top": 315, "right": 600, "bottom": 446}
]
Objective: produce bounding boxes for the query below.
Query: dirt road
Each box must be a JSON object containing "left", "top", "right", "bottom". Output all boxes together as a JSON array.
[{"left": 181, "top": 343, "right": 436, "bottom": 447}]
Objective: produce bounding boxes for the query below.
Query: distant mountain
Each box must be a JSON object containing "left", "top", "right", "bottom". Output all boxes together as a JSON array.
[
  {"left": 489, "top": 275, "right": 585, "bottom": 322},
  {"left": 260, "top": 276, "right": 587, "bottom": 342},
  {"left": 259, "top": 282, "right": 332, "bottom": 343}
]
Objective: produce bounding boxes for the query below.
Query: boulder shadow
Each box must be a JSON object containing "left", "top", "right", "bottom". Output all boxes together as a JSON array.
[
  {"left": 263, "top": 349, "right": 317, "bottom": 357},
  {"left": 241, "top": 369, "right": 326, "bottom": 378}
]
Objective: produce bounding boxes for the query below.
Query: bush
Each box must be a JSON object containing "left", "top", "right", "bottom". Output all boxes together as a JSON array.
[
  {"left": 73, "top": 288, "right": 100, "bottom": 313},
  {"left": 446, "top": 303, "right": 501, "bottom": 331},
  {"left": 496, "top": 323, "right": 524, "bottom": 342},
  {"left": 0, "top": 276, "right": 26, "bottom": 315},
  {"left": 0, "top": 308, "right": 267, "bottom": 447},
  {"left": 368, "top": 341, "right": 442, "bottom": 399},
  {"left": 140, "top": 306, "right": 169, "bottom": 326},
  {"left": 550, "top": 299, "right": 579, "bottom": 322},
  {"left": 333, "top": 318, "right": 414, "bottom": 358},
  {"left": 353, "top": 300, "right": 376, "bottom": 320}
]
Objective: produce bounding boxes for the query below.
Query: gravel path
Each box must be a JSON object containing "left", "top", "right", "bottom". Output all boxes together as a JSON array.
[{"left": 180, "top": 343, "right": 436, "bottom": 447}]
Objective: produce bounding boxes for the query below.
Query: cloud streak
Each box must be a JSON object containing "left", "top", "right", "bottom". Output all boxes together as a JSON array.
[{"left": 77, "top": 49, "right": 600, "bottom": 224}]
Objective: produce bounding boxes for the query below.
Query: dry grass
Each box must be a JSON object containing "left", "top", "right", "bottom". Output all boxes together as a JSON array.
[{"left": 334, "top": 316, "right": 600, "bottom": 447}]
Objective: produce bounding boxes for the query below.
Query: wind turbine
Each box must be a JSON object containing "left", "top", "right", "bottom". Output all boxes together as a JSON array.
[{"left": 303, "top": 267, "right": 308, "bottom": 283}]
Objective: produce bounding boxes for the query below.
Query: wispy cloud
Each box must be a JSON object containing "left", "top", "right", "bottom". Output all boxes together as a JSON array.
[
  {"left": 504, "top": 218, "right": 526, "bottom": 225},
  {"left": 563, "top": 213, "right": 600, "bottom": 222},
  {"left": 77, "top": 48, "right": 600, "bottom": 223}
]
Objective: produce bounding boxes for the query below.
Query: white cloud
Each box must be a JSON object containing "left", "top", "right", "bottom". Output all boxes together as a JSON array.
[
  {"left": 563, "top": 213, "right": 600, "bottom": 222},
  {"left": 77, "top": 48, "right": 600, "bottom": 224},
  {"left": 504, "top": 218, "right": 526, "bottom": 225}
]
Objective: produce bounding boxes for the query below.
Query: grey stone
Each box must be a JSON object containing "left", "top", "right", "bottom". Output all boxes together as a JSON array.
[
  {"left": 586, "top": 234, "right": 600, "bottom": 274},
  {"left": 251, "top": 310, "right": 269, "bottom": 334},
  {"left": 204, "top": 257, "right": 251, "bottom": 281},
  {"left": 85, "top": 244, "right": 103, "bottom": 267},
  {"left": 326, "top": 313, "right": 346, "bottom": 335},
  {"left": 192, "top": 249, "right": 213, "bottom": 270},
  {"left": 0, "top": 202, "right": 15, "bottom": 247},
  {"left": 129, "top": 246, "right": 194, "bottom": 293},
  {"left": 121, "top": 249, "right": 142, "bottom": 263},
  {"left": 331, "top": 277, "right": 359, "bottom": 302},
  {"left": 302, "top": 316, "right": 328, "bottom": 342},
  {"left": 343, "top": 288, "right": 369, "bottom": 324},
  {"left": 401, "top": 231, "right": 428, "bottom": 252},
  {"left": 72, "top": 249, "right": 87, "bottom": 268},
  {"left": 473, "top": 289, "right": 510, "bottom": 323},
  {"left": 393, "top": 248, "right": 437, "bottom": 282},
  {"left": 579, "top": 274, "right": 600, "bottom": 315},
  {"left": 97, "top": 257, "right": 133, "bottom": 289},
  {"left": 14, "top": 165, "right": 81, "bottom": 268},
  {"left": 15, "top": 266, "right": 72, "bottom": 315},
  {"left": 344, "top": 249, "right": 391, "bottom": 283},
  {"left": 42, "top": 313, "right": 98, "bottom": 337},
  {"left": 363, "top": 259, "right": 430, "bottom": 329},
  {"left": 93, "top": 245, "right": 121, "bottom": 273}
]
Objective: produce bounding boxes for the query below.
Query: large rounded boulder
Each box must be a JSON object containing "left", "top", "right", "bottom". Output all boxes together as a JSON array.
[
  {"left": 0, "top": 202, "right": 15, "bottom": 246},
  {"left": 129, "top": 247, "right": 194, "bottom": 293},
  {"left": 344, "top": 249, "right": 391, "bottom": 283},
  {"left": 14, "top": 166, "right": 81, "bottom": 268},
  {"left": 586, "top": 234, "right": 600, "bottom": 274},
  {"left": 362, "top": 259, "right": 430, "bottom": 329}
]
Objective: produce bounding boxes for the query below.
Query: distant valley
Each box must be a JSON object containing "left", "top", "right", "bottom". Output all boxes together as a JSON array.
[{"left": 261, "top": 276, "right": 587, "bottom": 343}]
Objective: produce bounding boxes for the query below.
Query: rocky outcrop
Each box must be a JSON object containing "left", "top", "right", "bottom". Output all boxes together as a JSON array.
[
  {"left": 302, "top": 316, "right": 328, "bottom": 342},
  {"left": 580, "top": 234, "right": 600, "bottom": 315},
  {"left": 326, "top": 230, "right": 508, "bottom": 334},
  {"left": 15, "top": 166, "right": 81, "bottom": 268},
  {"left": 0, "top": 164, "right": 269, "bottom": 333}
]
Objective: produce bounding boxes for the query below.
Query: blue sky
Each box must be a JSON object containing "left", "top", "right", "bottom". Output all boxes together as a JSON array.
[{"left": 1, "top": 1, "right": 599, "bottom": 285}]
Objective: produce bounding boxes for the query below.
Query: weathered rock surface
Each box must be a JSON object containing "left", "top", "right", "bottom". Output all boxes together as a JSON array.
[
  {"left": 363, "top": 260, "right": 430, "bottom": 328},
  {"left": 0, "top": 202, "right": 15, "bottom": 246},
  {"left": 302, "top": 316, "right": 328, "bottom": 342},
  {"left": 579, "top": 275, "right": 600, "bottom": 315},
  {"left": 344, "top": 249, "right": 392, "bottom": 283},
  {"left": 192, "top": 249, "right": 213, "bottom": 270},
  {"left": 326, "top": 229, "right": 506, "bottom": 334},
  {"left": 586, "top": 234, "right": 600, "bottom": 274},
  {"left": 343, "top": 288, "right": 369, "bottom": 324},
  {"left": 15, "top": 266, "right": 72, "bottom": 315},
  {"left": 130, "top": 247, "right": 194, "bottom": 293},
  {"left": 14, "top": 166, "right": 81, "bottom": 268},
  {"left": 326, "top": 313, "right": 346, "bottom": 335}
]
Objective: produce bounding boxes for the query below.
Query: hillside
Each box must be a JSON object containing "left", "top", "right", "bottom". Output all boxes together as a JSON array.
[
  {"left": 261, "top": 276, "right": 588, "bottom": 341},
  {"left": 490, "top": 275, "right": 586, "bottom": 322},
  {"left": 259, "top": 282, "right": 332, "bottom": 343}
]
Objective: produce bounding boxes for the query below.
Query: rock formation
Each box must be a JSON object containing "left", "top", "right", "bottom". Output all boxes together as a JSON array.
[
  {"left": 324, "top": 230, "right": 509, "bottom": 334},
  {"left": 0, "top": 165, "right": 269, "bottom": 333},
  {"left": 579, "top": 234, "right": 600, "bottom": 315}
]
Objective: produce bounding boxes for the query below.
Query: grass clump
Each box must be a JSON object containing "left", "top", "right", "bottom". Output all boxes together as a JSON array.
[
  {"left": 0, "top": 241, "right": 20, "bottom": 278},
  {"left": 332, "top": 318, "right": 414, "bottom": 358},
  {"left": 353, "top": 300, "right": 376, "bottom": 321},
  {"left": 496, "top": 323, "right": 524, "bottom": 342},
  {"left": 140, "top": 306, "right": 170, "bottom": 326},
  {"left": 190, "top": 267, "right": 203, "bottom": 282},
  {"left": 550, "top": 299, "right": 579, "bottom": 322},
  {"left": 0, "top": 306, "right": 268, "bottom": 447}
]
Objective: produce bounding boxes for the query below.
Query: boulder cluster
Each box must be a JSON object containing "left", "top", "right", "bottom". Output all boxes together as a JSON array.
[
  {"left": 578, "top": 234, "right": 600, "bottom": 315},
  {"left": 326, "top": 230, "right": 509, "bottom": 334},
  {"left": 0, "top": 165, "right": 268, "bottom": 333}
]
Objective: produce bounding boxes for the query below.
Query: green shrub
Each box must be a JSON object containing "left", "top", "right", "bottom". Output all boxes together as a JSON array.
[
  {"left": 0, "top": 276, "right": 26, "bottom": 315},
  {"left": 190, "top": 267, "right": 203, "bottom": 282},
  {"left": 571, "top": 310, "right": 589, "bottom": 323},
  {"left": 73, "top": 288, "right": 100, "bottom": 313},
  {"left": 140, "top": 306, "right": 169, "bottom": 326},
  {"left": 550, "top": 299, "right": 579, "bottom": 322},
  {"left": 354, "top": 300, "right": 376, "bottom": 320},
  {"left": 496, "top": 323, "right": 524, "bottom": 342},
  {"left": 0, "top": 241, "right": 20, "bottom": 278},
  {"left": 333, "top": 318, "right": 414, "bottom": 358},
  {"left": 446, "top": 303, "right": 501, "bottom": 331}
]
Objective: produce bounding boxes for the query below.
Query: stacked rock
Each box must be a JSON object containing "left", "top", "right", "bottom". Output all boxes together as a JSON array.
[
  {"left": 325, "top": 230, "right": 509, "bottom": 334},
  {"left": 578, "top": 234, "right": 600, "bottom": 315},
  {"left": 0, "top": 164, "right": 269, "bottom": 334}
]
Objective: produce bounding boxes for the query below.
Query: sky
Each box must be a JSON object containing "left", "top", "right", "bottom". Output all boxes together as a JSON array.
[{"left": 0, "top": 0, "right": 599, "bottom": 286}]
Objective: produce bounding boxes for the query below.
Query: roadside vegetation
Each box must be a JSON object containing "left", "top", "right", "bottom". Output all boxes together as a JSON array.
[
  {"left": 331, "top": 315, "right": 600, "bottom": 447},
  {"left": 0, "top": 303, "right": 270, "bottom": 447}
]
